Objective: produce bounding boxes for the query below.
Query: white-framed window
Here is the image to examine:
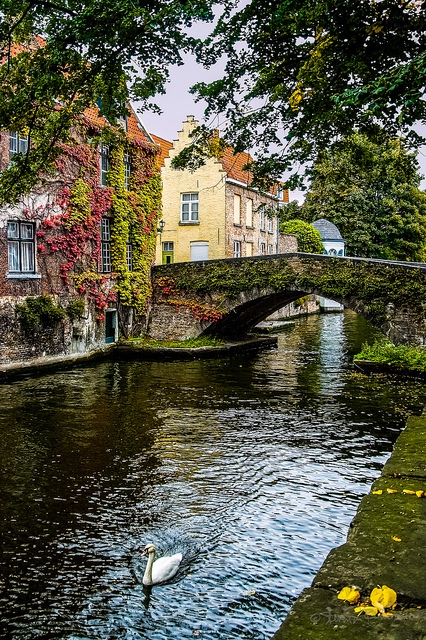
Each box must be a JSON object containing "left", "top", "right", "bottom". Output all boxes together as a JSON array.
[
  {"left": 259, "top": 207, "right": 266, "bottom": 231},
  {"left": 126, "top": 242, "right": 133, "bottom": 271},
  {"left": 260, "top": 242, "right": 266, "bottom": 255},
  {"left": 233, "top": 194, "right": 241, "bottom": 225},
  {"left": 268, "top": 216, "right": 273, "bottom": 233},
  {"left": 246, "top": 199, "right": 253, "bottom": 227},
  {"left": 100, "top": 144, "right": 109, "bottom": 186},
  {"left": 277, "top": 187, "right": 284, "bottom": 201},
  {"left": 268, "top": 243, "right": 274, "bottom": 255},
  {"left": 233, "top": 240, "right": 241, "bottom": 257},
  {"left": 9, "top": 132, "right": 29, "bottom": 160},
  {"left": 124, "top": 152, "right": 131, "bottom": 190},
  {"left": 7, "top": 221, "right": 35, "bottom": 273},
  {"left": 100, "top": 217, "right": 111, "bottom": 272},
  {"left": 181, "top": 193, "right": 199, "bottom": 222}
]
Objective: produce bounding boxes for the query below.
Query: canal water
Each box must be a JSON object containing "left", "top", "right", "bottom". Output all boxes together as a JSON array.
[{"left": 1, "top": 311, "right": 426, "bottom": 640}]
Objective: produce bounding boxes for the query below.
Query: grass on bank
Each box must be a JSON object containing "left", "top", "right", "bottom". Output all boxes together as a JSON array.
[
  {"left": 354, "top": 340, "right": 426, "bottom": 373},
  {"left": 125, "top": 336, "right": 225, "bottom": 349}
]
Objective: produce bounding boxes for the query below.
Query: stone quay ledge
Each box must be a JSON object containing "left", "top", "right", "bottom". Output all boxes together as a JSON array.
[{"left": 271, "top": 409, "right": 426, "bottom": 640}]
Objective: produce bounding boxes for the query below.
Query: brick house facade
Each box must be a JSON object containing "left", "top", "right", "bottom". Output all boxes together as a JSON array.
[{"left": 0, "top": 107, "right": 161, "bottom": 366}]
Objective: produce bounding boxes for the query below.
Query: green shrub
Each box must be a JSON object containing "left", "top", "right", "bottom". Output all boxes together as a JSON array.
[
  {"left": 16, "top": 295, "right": 66, "bottom": 330},
  {"left": 354, "top": 340, "right": 426, "bottom": 373},
  {"left": 280, "top": 220, "right": 324, "bottom": 253}
]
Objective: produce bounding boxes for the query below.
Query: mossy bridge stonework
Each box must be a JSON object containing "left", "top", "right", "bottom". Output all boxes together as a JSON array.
[{"left": 147, "top": 253, "right": 426, "bottom": 344}]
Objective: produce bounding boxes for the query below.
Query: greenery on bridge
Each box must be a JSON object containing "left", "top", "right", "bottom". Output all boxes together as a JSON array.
[{"left": 154, "top": 256, "right": 426, "bottom": 327}]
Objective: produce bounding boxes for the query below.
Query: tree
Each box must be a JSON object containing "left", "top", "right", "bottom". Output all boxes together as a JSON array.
[
  {"left": 301, "top": 133, "right": 426, "bottom": 260},
  {"left": 280, "top": 219, "right": 323, "bottom": 253},
  {"left": 0, "top": 0, "right": 221, "bottom": 202},
  {"left": 190, "top": 0, "right": 426, "bottom": 187}
]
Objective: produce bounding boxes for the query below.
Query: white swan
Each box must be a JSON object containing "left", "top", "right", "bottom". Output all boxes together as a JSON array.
[{"left": 142, "top": 543, "right": 183, "bottom": 586}]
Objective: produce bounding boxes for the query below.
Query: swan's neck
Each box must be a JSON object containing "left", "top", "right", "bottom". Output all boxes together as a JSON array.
[{"left": 143, "top": 550, "right": 156, "bottom": 585}]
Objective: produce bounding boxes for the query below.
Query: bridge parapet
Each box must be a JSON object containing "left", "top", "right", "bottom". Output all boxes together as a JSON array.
[{"left": 148, "top": 253, "right": 426, "bottom": 344}]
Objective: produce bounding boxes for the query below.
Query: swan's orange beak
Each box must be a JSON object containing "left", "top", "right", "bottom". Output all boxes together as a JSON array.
[{"left": 142, "top": 548, "right": 148, "bottom": 556}]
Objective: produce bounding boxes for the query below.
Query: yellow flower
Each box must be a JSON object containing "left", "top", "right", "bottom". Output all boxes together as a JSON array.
[
  {"left": 370, "top": 585, "right": 397, "bottom": 614},
  {"left": 354, "top": 605, "right": 378, "bottom": 616},
  {"left": 337, "top": 586, "right": 361, "bottom": 604}
]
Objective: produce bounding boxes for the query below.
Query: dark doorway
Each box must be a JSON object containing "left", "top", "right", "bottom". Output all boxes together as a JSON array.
[{"left": 105, "top": 310, "right": 117, "bottom": 343}]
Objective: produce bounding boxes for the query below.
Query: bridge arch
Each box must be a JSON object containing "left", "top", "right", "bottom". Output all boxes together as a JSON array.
[{"left": 149, "top": 254, "right": 426, "bottom": 345}]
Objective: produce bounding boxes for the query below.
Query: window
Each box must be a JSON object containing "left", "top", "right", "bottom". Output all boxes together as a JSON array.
[
  {"left": 7, "top": 221, "right": 35, "bottom": 273},
  {"left": 126, "top": 242, "right": 133, "bottom": 271},
  {"left": 245, "top": 242, "right": 253, "bottom": 257},
  {"left": 9, "top": 132, "right": 29, "bottom": 161},
  {"left": 246, "top": 199, "right": 253, "bottom": 227},
  {"left": 233, "top": 194, "right": 241, "bottom": 225},
  {"left": 268, "top": 243, "right": 274, "bottom": 255},
  {"left": 100, "top": 144, "right": 109, "bottom": 186},
  {"left": 277, "top": 187, "right": 284, "bottom": 201},
  {"left": 181, "top": 193, "right": 199, "bottom": 222},
  {"left": 260, "top": 242, "right": 266, "bottom": 255},
  {"left": 124, "top": 152, "right": 131, "bottom": 190},
  {"left": 100, "top": 217, "right": 111, "bottom": 272},
  {"left": 268, "top": 216, "right": 273, "bottom": 233},
  {"left": 233, "top": 240, "right": 241, "bottom": 258},
  {"left": 259, "top": 207, "right": 266, "bottom": 231}
]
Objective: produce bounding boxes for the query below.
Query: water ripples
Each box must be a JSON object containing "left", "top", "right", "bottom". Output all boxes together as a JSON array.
[{"left": 1, "top": 312, "right": 426, "bottom": 639}]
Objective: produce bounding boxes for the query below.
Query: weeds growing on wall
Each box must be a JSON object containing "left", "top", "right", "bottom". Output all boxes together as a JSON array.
[{"left": 16, "top": 295, "right": 66, "bottom": 330}]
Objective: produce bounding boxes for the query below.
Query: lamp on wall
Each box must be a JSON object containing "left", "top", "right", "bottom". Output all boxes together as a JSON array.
[{"left": 157, "top": 219, "right": 165, "bottom": 234}]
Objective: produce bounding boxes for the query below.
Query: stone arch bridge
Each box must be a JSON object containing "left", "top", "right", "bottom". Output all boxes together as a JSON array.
[{"left": 147, "top": 253, "right": 426, "bottom": 345}]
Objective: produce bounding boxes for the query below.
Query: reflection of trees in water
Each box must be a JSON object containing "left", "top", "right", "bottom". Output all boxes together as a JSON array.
[{"left": 0, "top": 363, "right": 165, "bottom": 542}]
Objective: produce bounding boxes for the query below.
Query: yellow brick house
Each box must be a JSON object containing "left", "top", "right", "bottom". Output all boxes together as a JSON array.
[{"left": 152, "top": 116, "right": 290, "bottom": 265}]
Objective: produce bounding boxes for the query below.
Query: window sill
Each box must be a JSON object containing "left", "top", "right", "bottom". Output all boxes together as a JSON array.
[
  {"left": 6, "top": 273, "right": 41, "bottom": 279},
  {"left": 246, "top": 226, "right": 254, "bottom": 230},
  {"left": 233, "top": 223, "right": 243, "bottom": 227},
  {"left": 179, "top": 221, "right": 200, "bottom": 225}
]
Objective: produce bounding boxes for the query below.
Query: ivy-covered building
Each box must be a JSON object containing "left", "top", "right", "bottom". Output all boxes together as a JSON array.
[{"left": 0, "top": 106, "right": 161, "bottom": 365}]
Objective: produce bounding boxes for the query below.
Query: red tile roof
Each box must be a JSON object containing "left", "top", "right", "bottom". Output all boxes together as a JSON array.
[
  {"left": 150, "top": 134, "right": 173, "bottom": 166},
  {"left": 1, "top": 36, "right": 45, "bottom": 62},
  {"left": 150, "top": 131, "right": 289, "bottom": 200},
  {"left": 83, "top": 105, "right": 151, "bottom": 145}
]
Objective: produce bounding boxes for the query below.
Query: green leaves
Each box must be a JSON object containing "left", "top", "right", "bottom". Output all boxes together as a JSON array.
[
  {"left": 190, "top": 0, "right": 426, "bottom": 183},
  {"left": 280, "top": 220, "right": 324, "bottom": 253},
  {"left": 0, "top": 0, "right": 225, "bottom": 201},
  {"left": 302, "top": 133, "right": 426, "bottom": 261}
]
